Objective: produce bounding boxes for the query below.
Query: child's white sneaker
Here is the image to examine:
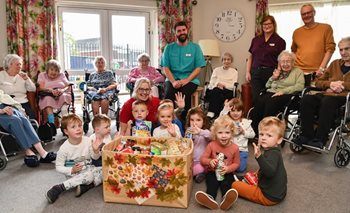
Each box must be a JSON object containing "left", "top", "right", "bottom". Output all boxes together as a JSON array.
[{"left": 220, "top": 188, "right": 238, "bottom": 210}]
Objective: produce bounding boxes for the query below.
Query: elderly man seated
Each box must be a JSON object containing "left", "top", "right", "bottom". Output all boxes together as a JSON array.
[{"left": 293, "top": 37, "right": 350, "bottom": 149}]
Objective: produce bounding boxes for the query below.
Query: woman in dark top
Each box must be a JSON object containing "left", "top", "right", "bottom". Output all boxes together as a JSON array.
[{"left": 246, "top": 15, "right": 286, "bottom": 104}]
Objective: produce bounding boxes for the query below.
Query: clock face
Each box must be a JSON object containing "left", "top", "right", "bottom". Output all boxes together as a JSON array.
[{"left": 213, "top": 9, "right": 245, "bottom": 42}]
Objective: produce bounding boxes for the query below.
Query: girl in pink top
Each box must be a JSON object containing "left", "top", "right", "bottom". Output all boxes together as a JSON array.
[
  {"left": 185, "top": 107, "right": 211, "bottom": 183},
  {"left": 127, "top": 53, "right": 164, "bottom": 97}
]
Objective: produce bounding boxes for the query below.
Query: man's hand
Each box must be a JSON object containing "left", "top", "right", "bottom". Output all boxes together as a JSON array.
[
  {"left": 172, "top": 80, "right": 182, "bottom": 89},
  {"left": 179, "top": 78, "right": 190, "bottom": 87}
]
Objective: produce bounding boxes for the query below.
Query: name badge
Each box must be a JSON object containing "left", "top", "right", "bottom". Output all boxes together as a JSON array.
[
  {"left": 269, "top": 43, "right": 275, "bottom": 47},
  {"left": 185, "top": 53, "right": 192, "bottom": 57}
]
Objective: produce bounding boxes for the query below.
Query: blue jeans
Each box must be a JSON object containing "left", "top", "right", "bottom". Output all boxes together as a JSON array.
[
  {"left": 0, "top": 104, "right": 40, "bottom": 150},
  {"left": 237, "top": 151, "right": 248, "bottom": 173}
]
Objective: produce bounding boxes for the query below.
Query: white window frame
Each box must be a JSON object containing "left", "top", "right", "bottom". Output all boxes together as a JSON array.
[{"left": 57, "top": 4, "right": 154, "bottom": 75}]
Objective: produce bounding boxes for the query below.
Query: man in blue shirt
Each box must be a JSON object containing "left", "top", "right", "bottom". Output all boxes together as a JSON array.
[{"left": 161, "top": 21, "right": 206, "bottom": 120}]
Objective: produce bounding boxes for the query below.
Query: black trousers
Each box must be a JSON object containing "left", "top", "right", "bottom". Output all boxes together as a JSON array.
[
  {"left": 251, "top": 92, "right": 293, "bottom": 133},
  {"left": 21, "top": 102, "right": 36, "bottom": 120},
  {"left": 165, "top": 81, "right": 197, "bottom": 120},
  {"left": 206, "top": 88, "right": 234, "bottom": 117},
  {"left": 250, "top": 67, "right": 274, "bottom": 105},
  {"left": 206, "top": 171, "right": 234, "bottom": 199},
  {"left": 300, "top": 94, "right": 346, "bottom": 144}
]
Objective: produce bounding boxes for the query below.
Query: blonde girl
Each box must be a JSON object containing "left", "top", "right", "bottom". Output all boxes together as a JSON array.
[{"left": 153, "top": 103, "right": 181, "bottom": 138}]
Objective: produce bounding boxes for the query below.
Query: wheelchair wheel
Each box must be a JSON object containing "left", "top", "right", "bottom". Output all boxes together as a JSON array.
[
  {"left": 334, "top": 148, "right": 350, "bottom": 168},
  {"left": 0, "top": 156, "right": 7, "bottom": 171},
  {"left": 83, "top": 122, "right": 89, "bottom": 134},
  {"left": 290, "top": 143, "right": 304, "bottom": 153},
  {"left": 115, "top": 108, "right": 120, "bottom": 131}
]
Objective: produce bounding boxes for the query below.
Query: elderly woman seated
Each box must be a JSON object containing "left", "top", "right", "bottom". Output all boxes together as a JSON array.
[
  {"left": 127, "top": 53, "right": 164, "bottom": 97},
  {"left": 251, "top": 50, "right": 305, "bottom": 133},
  {"left": 293, "top": 37, "right": 350, "bottom": 149},
  {"left": 0, "top": 90, "right": 56, "bottom": 167},
  {"left": 86, "top": 56, "right": 117, "bottom": 116},
  {"left": 38, "top": 59, "right": 72, "bottom": 124},
  {"left": 0, "top": 54, "right": 36, "bottom": 119}
]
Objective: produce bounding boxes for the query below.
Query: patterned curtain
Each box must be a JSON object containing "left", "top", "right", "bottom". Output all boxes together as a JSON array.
[
  {"left": 255, "top": 0, "right": 269, "bottom": 35},
  {"left": 156, "top": 0, "right": 192, "bottom": 55},
  {"left": 6, "top": 0, "right": 57, "bottom": 82}
]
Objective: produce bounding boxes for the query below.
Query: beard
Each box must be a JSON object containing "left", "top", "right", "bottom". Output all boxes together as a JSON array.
[{"left": 177, "top": 33, "right": 188, "bottom": 43}]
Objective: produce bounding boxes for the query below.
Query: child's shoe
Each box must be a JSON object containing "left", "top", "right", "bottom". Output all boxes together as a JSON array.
[
  {"left": 194, "top": 173, "right": 206, "bottom": 183},
  {"left": 46, "top": 184, "right": 65, "bottom": 203},
  {"left": 195, "top": 191, "right": 219, "bottom": 210},
  {"left": 75, "top": 183, "right": 95, "bottom": 197},
  {"left": 40, "top": 152, "right": 57, "bottom": 163},
  {"left": 220, "top": 188, "right": 238, "bottom": 210}
]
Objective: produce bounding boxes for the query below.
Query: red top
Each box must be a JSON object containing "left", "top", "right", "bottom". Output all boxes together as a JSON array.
[
  {"left": 119, "top": 97, "right": 160, "bottom": 123},
  {"left": 200, "top": 141, "right": 240, "bottom": 173}
]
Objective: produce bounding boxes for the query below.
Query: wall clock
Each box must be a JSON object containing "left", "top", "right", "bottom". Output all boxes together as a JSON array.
[{"left": 213, "top": 9, "right": 246, "bottom": 42}]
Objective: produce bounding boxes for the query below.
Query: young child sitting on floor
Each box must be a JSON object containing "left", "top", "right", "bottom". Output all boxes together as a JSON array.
[
  {"left": 220, "top": 98, "right": 255, "bottom": 172},
  {"left": 125, "top": 100, "right": 151, "bottom": 136},
  {"left": 185, "top": 107, "right": 211, "bottom": 183},
  {"left": 90, "top": 114, "right": 112, "bottom": 166},
  {"left": 195, "top": 115, "right": 240, "bottom": 211},
  {"left": 232, "top": 116, "right": 287, "bottom": 206},
  {"left": 153, "top": 103, "right": 182, "bottom": 138},
  {"left": 46, "top": 114, "right": 103, "bottom": 203},
  {"left": 159, "top": 93, "right": 185, "bottom": 136}
]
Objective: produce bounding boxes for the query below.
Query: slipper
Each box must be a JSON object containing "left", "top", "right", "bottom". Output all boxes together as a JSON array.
[{"left": 24, "top": 155, "right": 40, "bottom": 167}]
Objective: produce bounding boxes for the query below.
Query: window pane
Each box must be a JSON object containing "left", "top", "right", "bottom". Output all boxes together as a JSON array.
[
  {"left": 62, "top": 12, "right": 101, "bottom": 71},
  {"left": 111, "top": 15, "right": 146, "bottom": 69}
]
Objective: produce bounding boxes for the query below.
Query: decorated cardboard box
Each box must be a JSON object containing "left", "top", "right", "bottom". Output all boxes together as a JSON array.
[{"left": 102, "top": 136, "right": 193, "bottom": 208}]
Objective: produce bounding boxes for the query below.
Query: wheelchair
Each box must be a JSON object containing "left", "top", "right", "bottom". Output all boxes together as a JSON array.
[
  {"left": 81, "top": 71, "right": 121, "bottom": 134},
  {"left": 0, "top": 118, "right": 39, "bottom": 170},
  {"left": 36, "top": 70, "right": 75, "bottom": 139},
  {"left": 283, "top": 87, "right": 350, "bottom": 168}
]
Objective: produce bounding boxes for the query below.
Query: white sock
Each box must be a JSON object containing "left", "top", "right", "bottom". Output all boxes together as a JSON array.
[{"left": 41, "top": 151, "right": 48, "bottom": 159}]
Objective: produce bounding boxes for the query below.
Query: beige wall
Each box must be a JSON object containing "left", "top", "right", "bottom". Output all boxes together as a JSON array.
[{"left": 193, "top": 0, "right": 256, "bottom": 84}]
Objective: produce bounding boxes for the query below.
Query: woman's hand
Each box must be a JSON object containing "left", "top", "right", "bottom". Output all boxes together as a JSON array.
[
  {"left": 18, "top": 72, "right": 29, "bottom": 80},
  {"left": 272, "top": 91, "right": 283, "bottom": 97},
  {"left": 98, "top": 88, "right": 107, "bottom": 94},
  {"left": 217, "top": 83, "right": 225, "bottom": 90},
  {"left": 330, "top": 81, "right": 344, "bottom": 93},
  {"left": 246, "top": 72, "right": 251, "bottom": 82},
  {"left": 88, "top": 87, "right": 97, "bottom": 92},
  {"left": 175, "top": 92, "right": 185, "bottom": 109},
  {"left": 0, "top": 106, "right": 14, "bottom": 115},
  {"left": 209, "top": 159, "right": 218, "bottom": 169},
  {"left": 271, "top": 68, "right": 281, "bottom": 80}
]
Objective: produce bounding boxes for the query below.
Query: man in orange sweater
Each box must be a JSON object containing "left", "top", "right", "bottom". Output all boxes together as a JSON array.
[{"left": 291, "top": 3, "right": 335, "bottom": 84}]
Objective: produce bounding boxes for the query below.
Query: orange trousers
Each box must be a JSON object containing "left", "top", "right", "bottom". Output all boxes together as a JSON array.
[{"left": 232, "top": 181, "right": 277, "bottom": 206}]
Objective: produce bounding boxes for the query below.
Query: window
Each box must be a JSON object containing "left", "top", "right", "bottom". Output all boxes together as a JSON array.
[
  {"left": 269, "top": 1, "right": 350, "bottom": 60},
  {"left": 57, "top": 7, "right": 150, "bottom": 72}
]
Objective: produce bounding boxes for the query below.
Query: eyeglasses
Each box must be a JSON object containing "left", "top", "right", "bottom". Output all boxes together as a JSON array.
[
  {"left": 301, "top": 10, "right": 314, "bottom": 17},
  {"left": 138, "top": 88, "right": 151, "bottom": 93},
  {"left": 262, "top": 22, "right": 273, "bottom": 26}
]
